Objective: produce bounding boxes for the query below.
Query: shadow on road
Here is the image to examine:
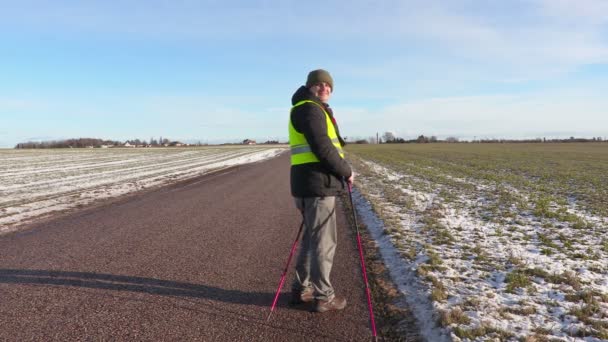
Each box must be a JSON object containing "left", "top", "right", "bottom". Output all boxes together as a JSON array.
[
  {"left": 0, "top": 268, "right": 279, "bottom": 307},
  {"left": 0, "top": 268, "right": 354, "bottom": 341}
]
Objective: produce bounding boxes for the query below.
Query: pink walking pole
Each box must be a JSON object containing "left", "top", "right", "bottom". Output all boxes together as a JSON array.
[
  {"left": 267, "top": 220, "right": 304, "bottom": 321},
  {"left": 347, "top": 182, "right": 378, "bottom": 339}
]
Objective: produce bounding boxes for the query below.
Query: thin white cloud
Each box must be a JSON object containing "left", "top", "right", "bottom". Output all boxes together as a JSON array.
[
  {"left": 0, "top": 98, "right": 42, "bottom": 111},
  {"left": 338, "top": 88, "right": 608, "bottom": 139},
  {"left": 368, "top": 2, "right": 606, "bottom": 78},
  {"left": 537, "top": 0, "right": 608, "bottom": 24}
]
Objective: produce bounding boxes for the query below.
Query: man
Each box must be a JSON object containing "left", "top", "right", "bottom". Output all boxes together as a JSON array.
[{"left": 288, "top": 69, "right": 354, "bottom": 312}]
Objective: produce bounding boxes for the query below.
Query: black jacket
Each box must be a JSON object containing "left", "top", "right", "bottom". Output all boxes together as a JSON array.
[{"left": 290, "top": 86, "right": 352, "bottom": 197}]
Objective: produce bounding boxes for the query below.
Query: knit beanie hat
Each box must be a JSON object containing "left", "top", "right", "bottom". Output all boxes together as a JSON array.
[{"left": 306, "top": 69, "right": 334, "bottom": 91}]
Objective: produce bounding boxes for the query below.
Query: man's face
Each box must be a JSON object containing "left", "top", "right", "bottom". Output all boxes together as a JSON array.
[{"left": 309, "top": 82, "right": 332, "bottom": 103}]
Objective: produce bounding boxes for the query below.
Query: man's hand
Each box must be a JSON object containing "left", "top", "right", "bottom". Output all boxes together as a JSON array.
[{"left": 347, "top": 172, "right": 355, "bottom": 185}]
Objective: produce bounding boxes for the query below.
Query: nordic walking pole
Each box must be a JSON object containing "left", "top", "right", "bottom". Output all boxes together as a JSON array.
[
  {"left": 267, "top": 219, "right": 305, "bottom": 321},
  {"left": 347, "top": 181, "right": 378, "bottom": 340}
]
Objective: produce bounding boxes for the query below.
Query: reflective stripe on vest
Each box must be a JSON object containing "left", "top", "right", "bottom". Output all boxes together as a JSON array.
[{"left": 289, "top": 100, "right": 344, "bottom": 165}]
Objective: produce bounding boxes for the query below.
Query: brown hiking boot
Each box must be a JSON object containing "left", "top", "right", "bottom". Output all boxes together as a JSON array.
[
  {"left": 314, "top": 296, "right": 347, "bottom": 312},
  {"left": 289, "top": 288, "right": 314, "bottom": 306}
]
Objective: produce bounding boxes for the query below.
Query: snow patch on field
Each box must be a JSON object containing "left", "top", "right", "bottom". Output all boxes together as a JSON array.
[{"left": 0, "top": 147, "right": 286, "bottom": 233}]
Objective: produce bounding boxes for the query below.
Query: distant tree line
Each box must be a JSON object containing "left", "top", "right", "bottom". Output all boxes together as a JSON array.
[
  {"left": 15, "top": 137, "right": 188, "bottom": 149},
  {"left": 351, "top": 133, "right": 606, "bottom": 144},
  {"left": 15, "top": 137, "right": 287, "bottom": 149},
  {"left": 474, "top": 137, "right": 606, "bottom": 143},
  {"left": 15, "top": 138, "right": 122, "bottom": 149},
  {"left": 351, "top": 133, "right": 443, "bottom": 144}
]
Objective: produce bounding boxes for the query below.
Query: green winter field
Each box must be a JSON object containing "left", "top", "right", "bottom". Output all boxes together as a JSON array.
[
  {"left": 347, "top": 142, "right": 608, "bottom": 217},
  {"left": 345, "top": 142, "right": 608, "bottom": 340}
]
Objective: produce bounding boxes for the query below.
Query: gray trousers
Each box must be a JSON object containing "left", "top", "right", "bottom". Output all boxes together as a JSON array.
[{"left": 292, "top": 196, "right": 337, "bottom": 301}]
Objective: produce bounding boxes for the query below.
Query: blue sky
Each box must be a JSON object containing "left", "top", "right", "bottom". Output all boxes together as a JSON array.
[{"left": 1, "top": 0, "right": 607, "bottom": 147}]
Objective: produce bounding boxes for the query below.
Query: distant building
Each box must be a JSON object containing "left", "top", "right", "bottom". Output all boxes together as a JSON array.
[{"left": 243, "top": 139, "right": 256, "bottom": 145}]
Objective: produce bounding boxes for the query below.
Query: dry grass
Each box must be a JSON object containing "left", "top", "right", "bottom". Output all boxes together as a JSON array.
[{"left": 439, "top": 307, "right": 470, "bottom": 326}]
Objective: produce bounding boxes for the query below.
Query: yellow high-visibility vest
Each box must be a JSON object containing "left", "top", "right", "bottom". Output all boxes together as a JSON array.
[{"left": 288, "top": 100, "right": 344, "bottom": 165}]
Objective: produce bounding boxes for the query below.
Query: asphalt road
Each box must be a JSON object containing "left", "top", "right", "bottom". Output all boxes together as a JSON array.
[{"left": 0, "top": 153, "right": 378, "bottom": 341}]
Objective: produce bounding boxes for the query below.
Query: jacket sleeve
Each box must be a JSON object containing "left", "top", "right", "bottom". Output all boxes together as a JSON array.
[{"left": 292, "top": 104, "right": 352, "bottom": 178}]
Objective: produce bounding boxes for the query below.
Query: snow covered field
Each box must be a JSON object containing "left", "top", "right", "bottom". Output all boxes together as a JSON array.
[
  {"left": 348, "top": 144, "right": 608, "bottom": 341},
  {"left": 0, "top": 146, "right": 286, "bottom": 234}
]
